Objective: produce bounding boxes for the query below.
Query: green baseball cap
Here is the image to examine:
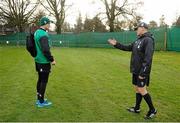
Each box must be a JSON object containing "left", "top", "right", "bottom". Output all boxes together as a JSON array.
[{"left": 40, "top": 16, "right": 53, "bottom": 26}]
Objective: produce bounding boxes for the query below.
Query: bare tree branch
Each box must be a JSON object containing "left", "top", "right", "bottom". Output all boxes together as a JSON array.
[
  {"left": 39, "top": 0, "right": 71, "bottom": 34},
  {"left": 101, "top": 0, "right": 143, "bottom": 32},
  {"left": 0, "top": 0, "right": 39, "bottom": 32}
]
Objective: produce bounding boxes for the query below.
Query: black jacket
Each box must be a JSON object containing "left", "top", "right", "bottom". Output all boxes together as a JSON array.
[{"left": 114, "top": 32, "right": 155, "bottom": 77}]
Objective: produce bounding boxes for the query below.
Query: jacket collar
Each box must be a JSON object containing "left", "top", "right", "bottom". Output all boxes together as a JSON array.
[
  {"left": 39, "top": 28, "right": 47, "bottom": 32},
  {"left": 138, "top": 32, "right": 153, "bottom": 39}
]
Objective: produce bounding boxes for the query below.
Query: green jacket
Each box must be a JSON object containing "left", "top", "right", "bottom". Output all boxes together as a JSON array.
[{"left": 34, "top": 28, "right": 53, "bottom": 64}]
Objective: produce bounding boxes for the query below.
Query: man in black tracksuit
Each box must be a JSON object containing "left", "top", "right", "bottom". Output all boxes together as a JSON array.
[{"left": 108, "top": 22, "right": 157, "bottom": 119}]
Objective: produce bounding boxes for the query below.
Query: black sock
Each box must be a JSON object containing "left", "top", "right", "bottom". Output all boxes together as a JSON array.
[
  {"left": 143, "top": 93, "right": 155, "bottom": 111},
  {"left": 135, "top": 93, "right": 142, "bottom": 110}
]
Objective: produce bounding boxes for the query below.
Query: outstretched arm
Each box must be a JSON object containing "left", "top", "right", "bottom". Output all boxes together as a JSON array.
[{"left": 108, "top": 39, "right": 133, "bottom": 51}]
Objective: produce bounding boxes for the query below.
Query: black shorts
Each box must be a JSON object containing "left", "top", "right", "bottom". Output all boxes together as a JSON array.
[
  {"left": 35, "top": 62, "right": 51, "bottom": 73},
  {"left": 132, "top": 74, "right": 150, "bottom": 87}
]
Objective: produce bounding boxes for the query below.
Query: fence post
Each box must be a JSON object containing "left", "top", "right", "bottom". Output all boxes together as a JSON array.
[{"left": 164, "top": 26, "right": 168, "bottom": 51}]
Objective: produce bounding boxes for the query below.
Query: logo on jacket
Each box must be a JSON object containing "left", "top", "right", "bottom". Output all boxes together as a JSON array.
[{"left": 138, "top": 41, "right": 141, "bottom": 49}]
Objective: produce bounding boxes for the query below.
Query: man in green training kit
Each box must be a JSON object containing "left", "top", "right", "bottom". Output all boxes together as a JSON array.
[
  {"left": 34, "top": 16, "right": 56, "bottom": 107},
  {"left": 108, "top": 22, "right": 157, "bottom": 119}
]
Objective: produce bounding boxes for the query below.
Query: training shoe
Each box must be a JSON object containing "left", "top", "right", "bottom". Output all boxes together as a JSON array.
[
  {"left": 36, "top": 99, "right": 47, "bottom": 105},
  {"left": 37, "top": 100, "right": 52, "bottom": 108},
  {"left": 127, "top": 107, "right": 141, "bottom": 113},
  {"left": 144, "top": 109, "right": 157, "bottom": 119}
]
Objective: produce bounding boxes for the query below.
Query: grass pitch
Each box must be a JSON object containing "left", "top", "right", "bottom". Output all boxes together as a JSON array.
[{"left": 0, "top": 46, "right": 180, "bottom": 122}]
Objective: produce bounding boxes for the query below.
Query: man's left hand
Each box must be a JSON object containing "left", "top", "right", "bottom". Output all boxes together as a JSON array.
[{"left": 108, "top": 39, "right": 117, "bottom": 46}]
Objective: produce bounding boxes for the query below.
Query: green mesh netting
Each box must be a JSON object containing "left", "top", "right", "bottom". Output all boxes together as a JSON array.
[{"left": 0, "top": 27, "right": 180, "bottom": 51}]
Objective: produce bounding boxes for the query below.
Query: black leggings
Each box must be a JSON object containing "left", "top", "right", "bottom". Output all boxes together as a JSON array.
[{"left": 37, "top": 72, "right": 50, "bottom": 103}]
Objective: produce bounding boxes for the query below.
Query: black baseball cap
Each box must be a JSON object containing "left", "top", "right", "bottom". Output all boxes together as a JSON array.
[{"left": 134, "top": 22, "right": 148, "bottom": 30}]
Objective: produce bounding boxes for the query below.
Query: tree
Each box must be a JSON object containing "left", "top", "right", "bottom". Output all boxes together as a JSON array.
[
  {"left": 175, "top": 16, "right": 180, "bottom": 26},
  {"left": 149, "top": 20, "right": 158, "bottom": 29},
  {"left": 62, "top": 22, "right": 73, "bottom": 32},
  {"left": 31, "top": 10, "right": 46, "bottom": 26},
  {"left": 159, "top": 15, "right": 167, "bottom": 27},
  {"left": 101, "top": 0, "right": 143, "bottom": 32},
  {"left": 127, "top": 15, "right": 143, "bottom": 30},
  {"left": 92, "top": 16, "right": 107, "bottom": 32},
  {"left": 39, "top": 0, "right": 70, "bottom": 34},
  {"left": 74, "top": 13, "right": 83, "bottom": 33},
  {"left": 83, "top": 17, "right": 94, "bottom": 32},
  {"left": 84, "top": 16, "right": 107, "bottom": 32},
  {"left": 114, "top": 20, "right": 126, "bottom": 31},
  {"left": 0, "top": 12, "right": 6, "bottom": 25},
  {"left": 0, "top": 0, "right": 38, "bottom": 32}
]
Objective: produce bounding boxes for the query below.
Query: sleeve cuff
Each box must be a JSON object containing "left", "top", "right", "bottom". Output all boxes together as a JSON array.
[
  {"left": 114, "top": 43, "right": 120, "bottom": 48},
  {"left": 49, "top": 56, "right": 54, "bottom": 62}
]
